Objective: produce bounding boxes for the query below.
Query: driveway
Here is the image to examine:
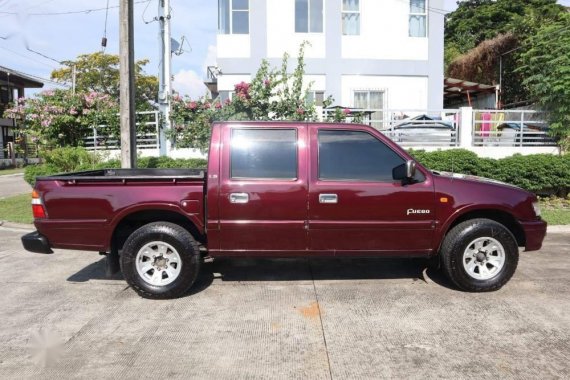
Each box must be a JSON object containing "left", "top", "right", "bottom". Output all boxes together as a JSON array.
[
  {"left": 0, "top": 174, "right": 31, "bottom": 199},
  {"left": 0, "top": 226, "right": 568, "bottom": 379}
]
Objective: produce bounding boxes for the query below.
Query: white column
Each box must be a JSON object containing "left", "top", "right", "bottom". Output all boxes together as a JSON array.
[{"left": 458, "top": 107, "right": 473, "bottom": 149}]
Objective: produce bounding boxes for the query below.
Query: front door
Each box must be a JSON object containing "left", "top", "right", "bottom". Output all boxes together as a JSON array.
[
  {"left": 218, "top": 125, "right": 308, "bottom": 253},
  {"left": 308, "top": 126, "right": 435, "bottom": 255}
]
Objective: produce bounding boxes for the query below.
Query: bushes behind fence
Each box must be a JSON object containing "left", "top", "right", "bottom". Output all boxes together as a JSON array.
[{"left": 409, "top": 149, "right": 570, "bottom": 196}]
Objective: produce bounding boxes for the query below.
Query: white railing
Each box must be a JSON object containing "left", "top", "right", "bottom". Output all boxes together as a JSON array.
[
  {"left": 472, "top": 109, "right": 556, "bottom": 147},
  {"left": 83, "top": 111, "right": 160, "bottom": 151},
  {"left": 325, "top": 108, "right": 460, "bottom": 147}
]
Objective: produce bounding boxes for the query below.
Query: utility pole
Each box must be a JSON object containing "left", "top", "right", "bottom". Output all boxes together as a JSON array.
[
  {"left": 158, "top": 0, "right": 172, "bottom": 156},
  {"left": 119, "top": 0, "right": 137, "bottom": 168},
  {"left": 71, "top": 64, "right": 76, "bottom": 94}
]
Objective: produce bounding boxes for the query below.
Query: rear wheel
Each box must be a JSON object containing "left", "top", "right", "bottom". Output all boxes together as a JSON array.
[
  {"left": 121, "top": 222, "right": 200, "bottom": 299},
  {"left": 440, "top": 218, "right": 518, "bottom": 292}
]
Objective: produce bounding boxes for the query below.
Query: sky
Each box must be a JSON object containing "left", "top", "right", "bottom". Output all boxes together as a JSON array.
[{"left": 1, "top": 0, "right": 569, "bottom": 98}]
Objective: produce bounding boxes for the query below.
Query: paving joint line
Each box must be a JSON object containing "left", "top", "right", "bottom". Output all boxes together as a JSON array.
[{"left": 308, "top": 259, "right": 334, "bottom": 380}]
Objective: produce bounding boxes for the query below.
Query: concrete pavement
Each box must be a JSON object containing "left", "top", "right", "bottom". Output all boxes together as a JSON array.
[
  {"left": 0, "top": 173, "right": 31, "bottom": 199},
  {"left": 0, "top": 226, "right": 568, "bottom": 379}
]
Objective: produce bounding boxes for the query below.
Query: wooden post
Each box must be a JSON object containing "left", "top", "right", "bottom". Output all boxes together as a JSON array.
[
  {"left": 119, "top": 0, "right": 137, "bottom": 168},
  {"left": 8, "top": 142, "right": 16, "bottom": 167}
]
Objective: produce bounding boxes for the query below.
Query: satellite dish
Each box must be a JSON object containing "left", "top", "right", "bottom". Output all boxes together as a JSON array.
[{"left": 171, "top": 38, "right": 180, "bottom": 54}]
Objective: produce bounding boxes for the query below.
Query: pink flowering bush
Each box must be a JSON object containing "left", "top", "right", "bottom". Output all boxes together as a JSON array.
[
  {"left": 3, "top": 89, "right": 119, "bottom": 147},
  {"left": 170, "top": 42, "right": 324, "bottom": 151}
]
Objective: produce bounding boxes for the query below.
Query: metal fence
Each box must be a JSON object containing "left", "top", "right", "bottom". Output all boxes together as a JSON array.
[
  {"left": 83, "top": 111, "right": 160, "bottom": 151},
  {"left": 325, "top": 108, "right": 460, "bottom": 147},
  {"left": 472, "top": 109, "right": 556, "bottom": 147}
]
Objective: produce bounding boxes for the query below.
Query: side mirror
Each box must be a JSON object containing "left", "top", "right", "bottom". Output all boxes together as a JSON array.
[
  {"left": 406, "top": 160, "right": 416, "bottom": 179},
  {"left": 393, "top": 160, "right": 417, "bottom": 182}
]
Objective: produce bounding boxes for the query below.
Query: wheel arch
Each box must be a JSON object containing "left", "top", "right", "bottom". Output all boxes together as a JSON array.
[
  {"left": 110, "top": 207, "right": 205, "bottom": 254},
  {"left": 438, "top": 208, "right": 525, "bottom": 251}
]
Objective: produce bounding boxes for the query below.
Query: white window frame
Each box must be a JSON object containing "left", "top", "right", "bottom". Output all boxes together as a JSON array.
[
  {"left": 409, "top": 0, "right": 428, "bottom": 38},
  {"left": 306, "top": 90, "right": 325, "bottom": 107},
  {"left": 295, "top": 0, "right": 324, "bottom": 34},
  {"left": 219, "top": 0, "right": 250, "bottom": 35},
  {"left": 342, "top": 0, "right": 360, "bottom": 36},
  {"left": 352, "top": 89, "right": 387, "bottom": 129}
]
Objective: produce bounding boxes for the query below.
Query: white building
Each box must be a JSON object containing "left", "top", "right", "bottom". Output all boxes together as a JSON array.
[{"left": 214, "top": 0, "right": 445, "bottom": 117}]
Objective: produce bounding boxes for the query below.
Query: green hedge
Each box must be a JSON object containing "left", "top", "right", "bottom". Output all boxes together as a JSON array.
[
  {"left": 24, "top": 147, "right": 570, "bottom": 196},
  {"left": 409, "top": 149, "right": 570, "bottom": 196}
]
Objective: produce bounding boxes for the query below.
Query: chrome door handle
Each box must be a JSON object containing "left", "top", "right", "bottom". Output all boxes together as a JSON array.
[
  {"left": 229, "top": 193, "right": 249, "bottom": 204},
  {"left": 319, "top": 193, "right": 338, "bottom": 204}
]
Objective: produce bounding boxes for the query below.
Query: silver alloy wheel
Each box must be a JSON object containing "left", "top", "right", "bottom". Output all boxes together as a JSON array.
[
  {"left": 135, "top": 241, "right": 182, "bottom": 286},
  {"left": 462, "top": 237, "right": 506, "bottom": 280}
]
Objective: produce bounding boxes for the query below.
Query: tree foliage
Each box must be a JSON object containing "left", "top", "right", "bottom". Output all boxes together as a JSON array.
[
  {"left": 445, "top": 0, "right": 562, "bottom": 59},
  {"left": 3, "top": 89, "right": 119, "bottom": 148},
  {"left": 518, "top": 13, "right": 570, "bottom": 150},
  {"left": 445, "top": 0, "right": 565, "bottom": 106},
  {"left": 50, "top": 52, "right": 159, "bottom": 109}
]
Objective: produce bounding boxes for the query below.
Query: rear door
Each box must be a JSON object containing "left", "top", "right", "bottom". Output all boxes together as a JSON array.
[
  {"left": 308, "top": 126, "right": 435, "bottom": 255},
  {"left": 217, "top": 124, "right": 308, "bottom": 254}
]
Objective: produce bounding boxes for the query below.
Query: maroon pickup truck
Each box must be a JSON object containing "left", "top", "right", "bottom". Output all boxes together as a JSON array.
[{"left": 22, "top": 122, "right": 546, "bottom": 299}]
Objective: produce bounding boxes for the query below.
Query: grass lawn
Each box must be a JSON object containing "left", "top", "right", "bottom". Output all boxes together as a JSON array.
[
  {"left": 540, "top": 197, "right": 570, "bottom": 225},
  {"left": 0, "top": 194, "right": 33, "bottom": 224},
  {"left": 0, "top": 168, "right": 25, "bottom": 176},
  {"left": 541, "top": 209, "right": 570, "bottom": 225}
]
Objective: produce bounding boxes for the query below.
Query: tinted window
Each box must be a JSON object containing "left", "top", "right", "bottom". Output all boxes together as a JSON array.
[
  {"left": 318, "top": 130, "right": 404, "bottom": 181},
  {"left": 231, "top": 129, "right": 297, "bottom": 179}
]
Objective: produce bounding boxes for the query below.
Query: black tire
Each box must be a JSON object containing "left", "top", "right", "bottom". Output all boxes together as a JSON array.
[
  {"left": 440, "top": 218, "right": 518, "bottom": 292},
  {"left": 121, "top": 222, "right": 200, "bottom": 299}
]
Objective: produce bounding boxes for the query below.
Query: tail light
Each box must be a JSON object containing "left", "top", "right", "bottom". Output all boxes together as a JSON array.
[{"left": 31, "top": 190, "right": 47, "bottom": 219}]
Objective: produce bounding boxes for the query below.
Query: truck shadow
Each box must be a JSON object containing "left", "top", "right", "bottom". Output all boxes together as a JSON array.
[
  {"left": 206, "top": 257, "right": 455, "bottom": 290},
  {"left": 67, "top": 256, "right": 457, "bottom": 294}
]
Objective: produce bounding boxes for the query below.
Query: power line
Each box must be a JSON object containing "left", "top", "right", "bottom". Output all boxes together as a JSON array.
[
  {"left": 102, "top": 0, "right": 111, "bottom": 53},
  {"left": 26, "top": 46, "right": 62, "bottom": 64},
  {"left": 0, "top": 45, "right": 58, "bottom": 69},
  {"left": 0, "top": 0, "right": 56, "bottom": 18},
  {"left": 0, "top": 0, "right": 151, "bottom": 17}
]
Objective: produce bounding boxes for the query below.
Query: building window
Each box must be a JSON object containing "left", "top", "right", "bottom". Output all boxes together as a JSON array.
[
  {"left": 318, "top": 130, "right": 404, "bottom": 182},
  {"left": 354, "top": 90, "right": 385, "bottom": 129},
  {"left": 342, "top": 0, "right": 360, "bottom": 35},
  {"left": 219, "top": 0, "right": 249, "bottom": 34},
  {"left": 306, "top": 91, "right": 325, "bottom": 107},
  {"left": 230, "top": 129, "right": 298, "bottom": 179},
  {"left": 295, "top": 0, "right": 323, "bottom": 33},
  {"left": 219, "top": 91, "right": 234, "bottom": 103},
  {"left": 409, "top": 0, "right": 427, "bottom": 37},
  {"left": 0, "top": 86, "right": 14, "bottom": 105}
]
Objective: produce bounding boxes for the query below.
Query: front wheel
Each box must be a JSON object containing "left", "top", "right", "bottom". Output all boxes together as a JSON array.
[
  {"left": 121, "top": 222, "right": 200, "bottom": 299},
  {"left": 440, "top": 218, "right": 519, "bottom": 292}
]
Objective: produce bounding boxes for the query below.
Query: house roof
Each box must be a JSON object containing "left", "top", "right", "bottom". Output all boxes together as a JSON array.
[
  {"left": 444, "top": 77, "right": 496, "bottom": 101},
  {"left": 0, "top": 66, "right": 44, "bottom": 88}
]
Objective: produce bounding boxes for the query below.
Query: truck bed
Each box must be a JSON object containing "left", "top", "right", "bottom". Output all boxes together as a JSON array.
[
  {"left": 37, "top": 168, "right": 206, "bottom": 182},
  {"left": 33, "top": 168, "right": 207, "bottom": 252}
]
